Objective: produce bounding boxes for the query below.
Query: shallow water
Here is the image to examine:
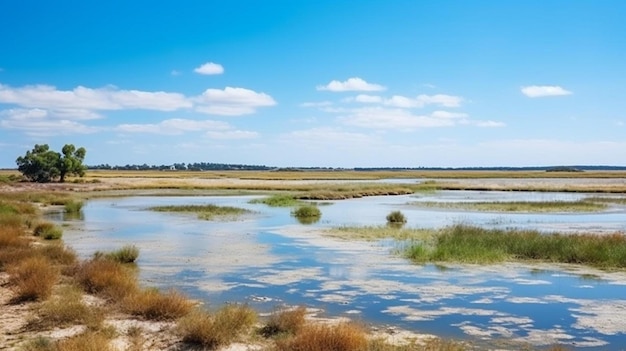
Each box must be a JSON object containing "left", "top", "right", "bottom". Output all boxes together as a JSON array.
[{"left": 56, "top": 190, "right": 626, "bottom": 349}]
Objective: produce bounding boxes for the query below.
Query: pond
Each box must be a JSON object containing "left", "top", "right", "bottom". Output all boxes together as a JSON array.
[{"left": 55, "top": 190, "right": 626, "bottom": 349}]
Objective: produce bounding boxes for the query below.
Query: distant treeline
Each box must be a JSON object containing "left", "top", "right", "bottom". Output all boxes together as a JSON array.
[{"left": 86, "top": 163, "right": 626, "bottom": 171}]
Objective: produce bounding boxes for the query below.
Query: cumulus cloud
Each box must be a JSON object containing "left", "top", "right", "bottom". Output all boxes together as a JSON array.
[
  {"left": 116, "top": 118, "right": 231, "bottom": 135},
  {"left": 0, "top": 116, "right": 99, "bottom": 136},
  {"left": 194, "top": 62, "right": 224, "bottom": 75},
  {"left": 338, "top": 107, "right": 455, "bottom": 130},
  {"left": 195, "top": 87, "right": 276, "bottom": 116},
  {"left": 0, "top": 83, "right": 192, "bottom": 112},
  {"left": 521, "top": 85, "right": 572, "bottom": 98},
  {"left": 349, "top": 93, "right": 464, "bottom": 108},
  {"left": 317, "top": 77, "right": 386, "bottom": 92}
]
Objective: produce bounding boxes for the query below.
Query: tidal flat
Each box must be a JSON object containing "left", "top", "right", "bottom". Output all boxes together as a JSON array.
[{"left": 48, "top": 177, "right": 626, "bottom": 350}]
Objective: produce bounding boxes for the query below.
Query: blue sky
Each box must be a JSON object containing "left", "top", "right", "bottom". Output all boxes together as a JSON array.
[{"left": 1, "top": 1, "right": 625, "bottom": 168}]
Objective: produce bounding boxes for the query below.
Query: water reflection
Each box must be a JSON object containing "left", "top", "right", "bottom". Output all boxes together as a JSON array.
[{"left": 58, "top": 191, "right": 626, "bottom": 349}]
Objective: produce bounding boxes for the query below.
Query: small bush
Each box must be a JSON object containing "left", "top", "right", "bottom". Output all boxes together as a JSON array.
[
  {"left": 292, "top": 205, "right": 322, "bottom": 224},
  {"left": 37, "top": 243, "right": 77, "bottom": 266},
  {"left": 8, "top": 256, "right": 58, "bottom": 301},
  {"left": 178, "top": 305, "right": 257, "bottom": 348},
  {"left": 100, "top": 245, "right": 140, "bottom": 264},
  {"left": 33, "top": 222, "right": 63, "bottom": 240},
  {"left": 122, "top": 288, "right": 193, "bottom": 320},
  {"left": 34, "top": 285, "right": 104, "bottom": 329},
  {"left": 64, "top": 200, "right": 84, "bottom": 214},
  {"left": 386, "top": 210, "right": 407, "bottom": 224},
  {"left": 260, "top": 306, "right": 307, "bottom": 337},
  {"left": 275, "top": 323, "right": 368, "bottom": 351},
  {"left": 75, "top": 258, "right": 138, "bottom": 300}
]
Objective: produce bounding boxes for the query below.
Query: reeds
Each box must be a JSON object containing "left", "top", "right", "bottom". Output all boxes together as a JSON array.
[{"left": 150, "top": 204, "right": 251, "bottom": 220}]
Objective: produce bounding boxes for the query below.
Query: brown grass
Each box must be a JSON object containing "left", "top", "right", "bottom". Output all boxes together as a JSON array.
[
  {"left": 368, "top": 337, "right": 467, "bottom": 351},
  {"left": 261, "top": 306, "right": 307, "bottom": 337},
  {"left": 122, "top": 288, "right": 193, "bottom": 320},
  {"left": 8, "top": 256, "right": 59, "bottom": 302},
  {"left": 31, "top": 285, "right": 104, "bottom": 330},
  {"left": 75, "top": 258, "right": 138, "bottom": 300},
  {"left": 56, "top": 331, "right": 114, "bottom": 351},
  {"left": 274, "top": 323, "right": 368, "bottom": 351},
  {"left": 37, "top": 243, "right": 77, "bottom": 267},
  {"left": 177, "top": 305, "right": 257, "bottom": 348}
]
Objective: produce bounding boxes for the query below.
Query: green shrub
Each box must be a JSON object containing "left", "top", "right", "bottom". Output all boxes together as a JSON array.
[
  {"left": 64, "top": 200, "right": 84, "bottom": 214},
  {"left": 97, "top": 245, "right": 139, "bottom": 264},
  {"left": 292, "top": 205, "right": 321, "bottom": 219},
  {"left": 386, "top": 210, "right": 407, "bottom": 224},
  {"left": 33, "top": 222, "right": 63, "bottom": 240}
]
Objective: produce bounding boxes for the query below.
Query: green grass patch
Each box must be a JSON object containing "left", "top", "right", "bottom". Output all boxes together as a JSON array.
[
  {"left": 291, "top": 205, "right": 321, "bottom": 224},
  {"left": 33, "top": 222, "right": 63, "bottom": 240},
  {"left": 95, "top": 245, "right": 139, "bottom": 263},
  {"left": 586, "top": 196, "right": 626, "bottom": 205},
  {"left": 64, "top": 200, "right": 84, "bottom": 214},
  {"left": 406, "top": 224, "right": 626, "bottom": 268},
  {"left": 249, "top": 194, "right": 301, "bottom": 207},
  {"left": 149, "top": 204, "right": 251, "bottom": 220},
  {"left": 412, "top": 200, "right": 606, "bottom": 212},
  {"left": 326, "top": 226, "right": 436, "bottom": 241}
]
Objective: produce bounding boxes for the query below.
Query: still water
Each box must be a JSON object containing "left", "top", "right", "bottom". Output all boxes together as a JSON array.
[{"left": 56, "top": 190, "right": 626, "bottom": 349}]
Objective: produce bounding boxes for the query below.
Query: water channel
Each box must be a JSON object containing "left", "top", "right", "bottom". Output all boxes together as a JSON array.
[{"left": 53, "top": 189, "right": 626, "bottom": 349}]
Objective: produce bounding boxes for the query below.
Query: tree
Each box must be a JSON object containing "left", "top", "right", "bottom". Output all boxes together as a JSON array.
[{"left": 16, "top": 144, "right": 87, "bottom": 183}]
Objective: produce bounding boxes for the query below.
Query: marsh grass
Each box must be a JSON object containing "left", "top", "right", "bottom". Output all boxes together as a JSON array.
[
  {"left": 250, "top": 194, "right": 301, "bottom": 207},
  {"left": 326, "top": 226, "right": 436, "bottom": 241},
  {"left": 37, "top": 243, "right": 77, "bottom": 267},
  {"left": 274, "top": 323, "right": 368, "bottom": 351},
  {"left": 292, "top": 205, "right": 321, "bottom": 218},
  {"left": 177, "top": 305, "right": 257, "bottom": 348},
  {"left": 406, "top": 224, "right": 626, "bottom": 268},
  {"left": 33, "top": 222, "right": 63, "bottom": 240},
  {"left": 122, "top": 288, "right": 193, "bottom": 320},
  {"left": 586, "top": 196, "right": 626, "bottom": 205},
  {"left": 386, "top": 210, "right": 407, "bottom": 224},
  {"left": 63, "top": 200, "right": 84, "bottom": 214},
  {"left": 31, "top": 285, "right": 104, "bottom": 330},
  {"left": 260, "top": 306, "right": 307, "bottom": 337},
  {"left": 95, "top": 245, "right": 139, "bottom": 263},
  {"left": 413, "top": 200, "right": 607, "bottom": 213},
  {"left": 150, "top": 204, "right": 251, "bottom": 220},
  {"left": 55, "top": 331, "right": 114, "bottom": 351},
  {"left": 8, "top": 256, "right": 59, "bottom": 302},
  {"left": 75, "top": 257, "right": 138, "bottom": 300}
]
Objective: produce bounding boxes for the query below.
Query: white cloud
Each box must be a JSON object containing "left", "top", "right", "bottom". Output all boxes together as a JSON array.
[
  {"left": 195, "top": 87, "right": 276, "bottom": 116},
  {"left": 0, "top": 117, "right": 99, "bottom": 136},
  {"left": 116, "top": 118, "right": 231, "bottom": 135},
  {"left": 317, "top": 77, "right": 386, "bottom": 92},
  {"left": 194, "top": 62, "right": 224, "bottom": 75},
  {"left": 354, "top": 94, "right": 383, "bottom": 103},
  {"left": 349, "top": 94, "right": 464, "bottom": 108},
  {"left": 338, "top": 107, "right": 455, "bottom": 130},
  {"left": 300, "top": 101, "right": 333, "bottom": 108},
  {"left": 431, "top": 111, "right": 468, "bottom": 119},
  {"left": 282, "top": 127, "right": 378, "bottom": 146},
  {"left": 0, "top": 83, "right": 192, "bottom": 112},
  {"left": 472, "top": 120, "right": 506, "bottom": 127},
  {"left": 206, "top": 130, "right": 259, "bottom": 139},
  {"left": 521, "top": 85, "right": 572, "bottom": 98}
]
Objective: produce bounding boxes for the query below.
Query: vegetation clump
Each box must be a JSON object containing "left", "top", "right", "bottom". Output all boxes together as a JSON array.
[
  {"left": 406, "top": 224, "right": 626, "bottom": 268},
  {"left": 292, "top": 205, "right": 322, "bottom": 224},
  {"left": 149, "top": 204, "right": 251, "bottom": 220},
  {"left": 122, "top": 288, "right": 193, "bottom": 321},
  {"left": 33, "top": 222, "right": 63, "bottom": 240},
  {"left": 250, "top": 194, "right": 301, "bottom": 207},
  {"left": 75, "top": 257, "right": 138, "bottom": 300},
  {"left": 260, "top": 306, "right": 307, "bottom": 337},
  {"left": 64, "top": 200, "right": 84, "bottom": 214},
  {"left": 8, "top": 256, "right": 59, "bottom": 302},
  {"left": 386, "top": 210, "right": 407, "bottom": 224},
  {"left": 177, "top": 305, "right": 257, "bottom": 348},
  {"left": 274, "top": 323, "right": 368, "bottom": 351},
  {"left": 414, "top": 200, "right": 606, "bottom": 213},
  {"left": 95, "top": 245, "right": 140, "bottom": 264}
]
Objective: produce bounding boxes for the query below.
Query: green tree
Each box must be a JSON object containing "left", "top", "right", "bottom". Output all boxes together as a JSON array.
[{"left": 16, "top": 144, "right": 87, "bottom": 183}]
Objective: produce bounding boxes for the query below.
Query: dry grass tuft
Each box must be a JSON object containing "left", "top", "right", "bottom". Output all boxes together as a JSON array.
[
  {"left": 177, "top": 305, "right": 257, "bottom": 348},
  {"left": 75, "top": 258, "right": 138, "bottom": 300},
  {"left": 37, "top": 243, "right": 77, "bottom": 267},
  {"left": 122, "top": 288, "right": 193, "bottom": 320},
  {"left": 274, "top": 322, "right": 368, "bottom": 351},
  {"left": 8, "top": 256, "right": 58, "bottom": 302},
  {"left": 56, "top": 331, "right": 114, "bottom": 351},
  {"left": 31, "top": 285, "right": 104, "bottom": 330},
  {"left": 261, "top": 306, "right": 307, "bottom": 337}
]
